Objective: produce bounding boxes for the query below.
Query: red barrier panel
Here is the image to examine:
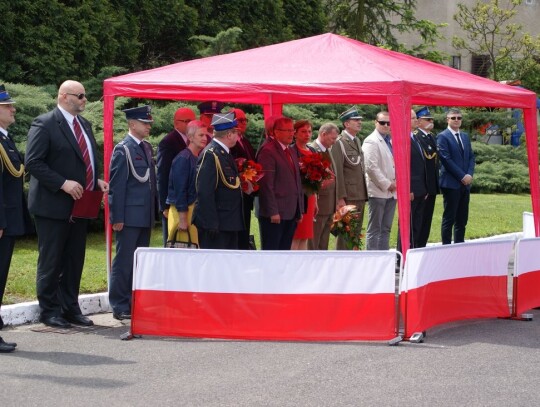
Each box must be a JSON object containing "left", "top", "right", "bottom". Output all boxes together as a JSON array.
[
  {"left": 513, "top": 238, "right": 540, "bottom": 316},
  {"left": 401, "top": 240, "right": 514, "bottom": 338},
  {"left": 131, "top": 249, "right": 397, "bottom": 341}
]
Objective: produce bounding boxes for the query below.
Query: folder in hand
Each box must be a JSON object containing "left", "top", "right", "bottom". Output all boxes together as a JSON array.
[{"left": 71, "top": 190, "right": 103, "bottom": 219}]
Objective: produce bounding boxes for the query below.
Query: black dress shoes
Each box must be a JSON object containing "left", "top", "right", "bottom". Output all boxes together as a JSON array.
[
  {"left": 40, "top": 316, "right": 72, "bottom": 329},
  {"left": 63, "top": 314, "right": 94, "bottom": 326},
  {"left": 0, "top": 337, "right": 15, "bottom": 353},
  {"left": 0, "top": 337, "right": 17, "bottom": 348},
  {"left": 113, "top": 312, "right": 131, "bottom": 321}
]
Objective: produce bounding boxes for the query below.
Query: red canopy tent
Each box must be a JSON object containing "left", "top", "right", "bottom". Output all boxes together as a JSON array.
[{"left": 103, "top": 33, "right": 540, "bottom": 254}]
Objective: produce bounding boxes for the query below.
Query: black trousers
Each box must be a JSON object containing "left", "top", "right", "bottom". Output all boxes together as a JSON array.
[
  {"left": 417, "top": 194, "right": 437, "bottom": 248},
  {"left": 397, "top": 195, "right": 426, "bottom": 255},
  {"left": 259, "top": 216, "right": 297, "bottom": 250},
  {"left": 0, "top": 235, "right": 16, "bottom": 330},
  {"left": 441, "top": 186, "right": 470, "bottom": 244},
  {"left": 34, "top": 216, "right": 88, "bottom": 319},
  {"left": 198, "top": 229, "right": 239, "bottom": 250}
]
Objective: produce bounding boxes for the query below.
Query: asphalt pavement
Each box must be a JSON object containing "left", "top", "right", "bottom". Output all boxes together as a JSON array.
[{"left": 1, "top": 309, "right": 539, "bottom": 406}]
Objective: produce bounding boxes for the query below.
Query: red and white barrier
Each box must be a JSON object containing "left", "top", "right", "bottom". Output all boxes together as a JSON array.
[
  {"left": 131, "top": 249, "right": 397, "bottom": 341},
  {"left": 513, "top": 238, "right": 540, "bottom": 315},
  {"left": 401, "top": 240, "right": 514, "bottom": 337}
]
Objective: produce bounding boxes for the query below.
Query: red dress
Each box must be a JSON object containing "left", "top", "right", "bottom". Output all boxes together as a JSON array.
[{"left": 294, "top": 147, "right": 316, "bottom": 239}]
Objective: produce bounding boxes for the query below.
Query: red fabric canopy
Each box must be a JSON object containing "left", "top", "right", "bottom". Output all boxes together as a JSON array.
[{"left": 103, "top": 33, "right": 540, "bottom": 254}]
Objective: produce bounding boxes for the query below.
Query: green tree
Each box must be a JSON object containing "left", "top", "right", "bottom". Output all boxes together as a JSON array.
[
  {"left": 452, "top": 0, "right": 540, "bottom": 83},
  {"left": 191, "top": 27, "right": 244, "bottom": 57},
  {"left": 324, "top": 0, "right": 444, "bottom": 61}
]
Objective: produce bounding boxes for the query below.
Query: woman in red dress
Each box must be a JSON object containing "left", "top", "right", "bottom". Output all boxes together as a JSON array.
[{"left": 291, "top": 120, "right": 317, "bottom": 250}]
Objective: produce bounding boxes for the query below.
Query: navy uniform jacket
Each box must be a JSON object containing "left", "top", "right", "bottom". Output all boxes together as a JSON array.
[
  {"left": 109, "top": 136, "right": 156, "bottom": 228},
  {"left": 0, "top": 132, "right": 32, "bottom": 236},
  {"left": 192, "top": 139, "right": 244, "bottom": 232},
  {"left": 437, "top": 128, "right": 475, "bottom": 190},
  {"left": 413, "top": 129, "right": 440, "bottom": 195},
  {"left": 409, "top": 133, "right": 428, "bottom": 198}
]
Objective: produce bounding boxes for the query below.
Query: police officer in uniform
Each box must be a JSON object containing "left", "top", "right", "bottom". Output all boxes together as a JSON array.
[
  {"left": 0, "top": 85, "right": 33, "bottom": 352},
  {"left": 108, "top": 106, "right": 157, "bottom": 320},
  {"left": 192, "top": 112, "right": 244, "bottom": 249}
]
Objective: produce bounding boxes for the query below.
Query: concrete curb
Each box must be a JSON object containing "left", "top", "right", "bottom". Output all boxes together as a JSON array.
[
  {"left": 1, "top": 232, "right": 523, "bottom": 327},
  {"left": 1, "top": 292, "right": 111, "bottom": 327}
]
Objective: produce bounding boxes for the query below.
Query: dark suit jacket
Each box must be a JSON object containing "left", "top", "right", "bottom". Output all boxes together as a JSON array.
[
  {"left": 257, "top": 138, "right": 303, "bottom": 220},
  {"left": 109, "top": 136, "right": 156, "bottom": 228},
  {"left": 410, "top": 134, "right": 428, "bottom": 198},
  {"left": 192, "top": 140, "right": 244, "bottom": 232},
  {"left": 437, "top": 128, "right": 475, "bottom": 190},
  {"left": 0, "top": 132, "right": 32, "bottom": 236},
  {"left": 156, "top": 129, "right": 188, "bottom": 212},
  {"left": 25, "top": 107, "right": 100, "bottom": 220}
]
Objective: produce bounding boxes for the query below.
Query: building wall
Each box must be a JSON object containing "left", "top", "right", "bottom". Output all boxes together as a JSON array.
[{"left": 395, "top": 0, "right": 540, "bottom": 75}]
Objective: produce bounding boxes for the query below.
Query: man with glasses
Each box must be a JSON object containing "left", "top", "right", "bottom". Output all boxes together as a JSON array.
[
  {"left": 230, "top": 108, "right": 257, "bottom": 250},
  {"left": 157, "top": 107, "right": 196, "bottom": 244},
  {"left": 437, "top": 108, "right": 475, "bottom": 244},
  {"left": 192, "top": 112, "right": 244, "bottom": 249},
  {"left": 332, "top": 106, "right": 368, "bottom": 250},
  {"left": 413, "top": 107, "right": 440, "bottom": 247},
  {"left": 25, "top": 80, "right": 108, "bottom": 328},
  {"left": 362, "top": 111, "right": 396, "bottom": 251},
  {"left": 257, "top": 116, "right": 303, "bottom": 250}
]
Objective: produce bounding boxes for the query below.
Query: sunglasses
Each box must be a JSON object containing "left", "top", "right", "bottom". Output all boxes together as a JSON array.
[
  {"left": 65, "top": 92, "right": 86, "bottom": 100},
  {"left": 377, "top": 120, "right": 391, "bottom": 126},
  {"left": 449, "top": 116, "right": 462, "bottom": 120}
]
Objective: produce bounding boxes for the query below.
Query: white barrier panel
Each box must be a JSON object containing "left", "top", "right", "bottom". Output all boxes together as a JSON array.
[
  {"left": 401, "top": 240, "right": 514, "bottom": 337},
  {"left": 132, "top": 248, "right": 397, "bottom": 341},
  {"left": 514, "top": 238, "right": 540, "bottom": 315},
  {"left": 523, "top": 212, "right": 534, "bottom": 238}
]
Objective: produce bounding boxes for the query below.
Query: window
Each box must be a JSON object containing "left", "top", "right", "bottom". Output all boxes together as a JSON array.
[
  {"left": 450, "top": 56, "right": 461, "bottom": 70},
  {"left": 471, "top": 54, "right": 491, "bottom": 77},
  {"left": 525, "top": 0, "right": 537, "bottom": 6}
]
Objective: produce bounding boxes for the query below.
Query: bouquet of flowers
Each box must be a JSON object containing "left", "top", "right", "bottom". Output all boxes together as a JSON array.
[
  {"left": 330, "top": 205, "right": 364, "bottom": 250},
  {"left": 298, "top": 152, "right": 333, "bottom": 195},
  {"left": 236, "top": 158, "right": 264, "bottom": 194}
]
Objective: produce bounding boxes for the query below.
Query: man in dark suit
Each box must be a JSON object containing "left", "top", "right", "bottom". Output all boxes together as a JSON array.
[
  {"left": 229, "top": 108, "right": 256, "bottom": 250},
  {"left": 157, "top": 107, "right": 196, "bottom": 244},
  {"left": 0, "top": 85, "right": 33, "bottom": 352},
  {"left": 25, "top": 80, "right": 108, "bottom": 328},
  {"left": 437, "top": 108, "right": 475, "bottom": 244},
  {"left": 257, "top": 116, "right": 303, "bottom": 250},
  {"left": 198, "top": 101, "right": 224, "bottom": 141},
  {"left": 192, "top": 112, "right": 244, "bottom": 249},
  {"left": 397, "top": 110, "right": 427, "bottom": 254},
  {"left": 308, "top": 122, "right": 340, "bottom": 250},
  {"left": 108, "top": 106, "right": 157, "bottom": 320},
  {"left": 414, "top": 106, "right": 440, "bottom": 247}
]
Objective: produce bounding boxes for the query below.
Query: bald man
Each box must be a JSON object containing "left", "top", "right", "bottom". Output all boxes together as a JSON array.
[
  {"left": 26, "top": 80, "right": 108, "bottom": 328},
  {"left": 157, "top": 107, "right": 196, "bottom": 244}
]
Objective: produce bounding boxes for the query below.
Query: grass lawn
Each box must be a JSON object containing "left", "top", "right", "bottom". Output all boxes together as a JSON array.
[{"left": 4, "top": 193, "right": 533, "bottom": 304}]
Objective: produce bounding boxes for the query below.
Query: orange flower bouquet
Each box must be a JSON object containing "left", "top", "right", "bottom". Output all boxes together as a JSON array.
[
  {"left": 298, "top": 152, "right": 333, "bottom": 195},
  {"left": 330, "top": 205, "right": 364, "bottom": 250},
  {"left": 236, "top": 158, "right": 264, "bottom": 195}
]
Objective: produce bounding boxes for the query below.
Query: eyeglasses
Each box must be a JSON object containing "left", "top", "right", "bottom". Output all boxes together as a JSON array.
[
  {"left": 276, "top": 128, "right": 295, "bottom": 133},
  {"left": 65, "top": 92, "right": 86, "bottom": 100},
  {"left": 449, "top": 116, "right": 462, "bottom": 120},
  {"left": 175, "top": 119, "right": 192, "bottom": 123},
  {"left": 237, "top": 119, "right": 248, "bottom": 123},
  {"left": 377, "top": 121, "right": 390, "bottom": 126}
]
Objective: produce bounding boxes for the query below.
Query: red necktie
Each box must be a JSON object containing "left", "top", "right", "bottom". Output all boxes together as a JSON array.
[{"left": 73, "top": 117, "right": 93, "bottom": 190}]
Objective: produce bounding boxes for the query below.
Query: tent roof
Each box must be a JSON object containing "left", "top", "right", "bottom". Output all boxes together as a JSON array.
[{"left": 104, "top": 33, "right": 536, "bottom": 108}]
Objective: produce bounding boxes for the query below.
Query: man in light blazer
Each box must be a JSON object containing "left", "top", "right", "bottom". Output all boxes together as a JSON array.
[
  {"left": 108, "top": 106, "right": 157, "bottom": 320},
  {"left": 437, "top": 108, "right": 475, "bottom": 244},
  {"left": 257, "top": 116, "right": 303, "bottom": 250},
  {"left": 308, "top": 122, "right": 340, "bottom": 250},
  {"left": 332, "top": 107, "right": 368, "bottom": 250},
  {"left": 26, "top": 80, "right": 108, "bottom": 329},
  {"left": 362, "top": 111, "right": 396, "bottom": 250}
]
